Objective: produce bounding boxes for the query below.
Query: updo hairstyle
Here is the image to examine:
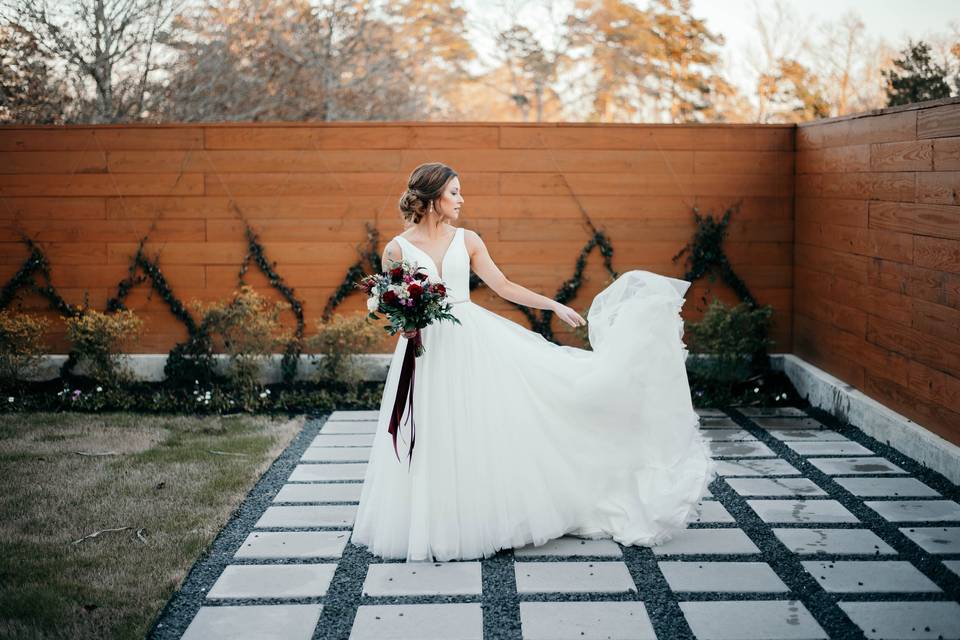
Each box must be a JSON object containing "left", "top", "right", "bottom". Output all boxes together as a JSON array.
[{"left": 398, "top": 162, "right": 458, "bottom": 224}]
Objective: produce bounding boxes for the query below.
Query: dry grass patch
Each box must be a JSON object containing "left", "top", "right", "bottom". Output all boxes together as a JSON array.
[{"left": 0, "top": 411, "right": 305, "bottom": 640}]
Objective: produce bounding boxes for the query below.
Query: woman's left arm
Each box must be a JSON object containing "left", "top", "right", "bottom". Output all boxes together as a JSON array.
[{"left": 464, "top": 229, "right": 586, "bottom": 328}]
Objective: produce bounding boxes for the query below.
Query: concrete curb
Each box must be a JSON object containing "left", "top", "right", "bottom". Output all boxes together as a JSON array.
[{"left": 771, "top": 353, "right": 960, "bottom": 486}]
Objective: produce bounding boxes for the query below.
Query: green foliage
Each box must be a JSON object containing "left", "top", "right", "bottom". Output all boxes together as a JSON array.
[
  {"left": 324, "top": 223, "right": 382, "bottom": 321},
  {"left": 672, "top": 202, "right": 756, "bottom": 306},
  {"left": 0, "top": 310, "right": 50, "bottom": 386},
  {"left": 189, "top": 285, "right": 293, "bottom": 401},
  {"left": 1, "top": 380, "right": 385, "bottom": 415},
  {"left": 307, "top": 312, "right": 384, "bottom": 386},
  {"left": 883, "top": 39, "right": 954, "bottom": 107},
  {"left": 62, "top": 308, "right": 144, "bottom": 389},
  {"left": 513, "top": 230, "right": 619, "bottom": 343},
  {"left": 685, "top": 298, "right": 774, "bottom": 401},
  {"left": 0, "top": 234, "right": 79, "bottom": 318},
  {"left": 239, "top": 223, "right": 305, "bottom": 385}
]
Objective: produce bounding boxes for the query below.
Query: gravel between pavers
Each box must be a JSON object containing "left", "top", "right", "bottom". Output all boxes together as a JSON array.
[
  {"left": 150, "top": 405, "right": 960, "bottom": 640},
  {"left": 148, "top": 413, "right": 330, "bottom": 639}
]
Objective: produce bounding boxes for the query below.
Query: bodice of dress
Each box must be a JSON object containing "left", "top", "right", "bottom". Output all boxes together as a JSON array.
[{"left": 393, "top": 227, "right": 471, "bottom": 304}]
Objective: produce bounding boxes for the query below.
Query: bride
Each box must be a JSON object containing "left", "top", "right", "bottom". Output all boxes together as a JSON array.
[{"left": 351, "top": 162, "right": 717, "bottom": 563}]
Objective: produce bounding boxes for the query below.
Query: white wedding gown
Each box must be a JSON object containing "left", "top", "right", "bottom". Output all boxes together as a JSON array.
[{"left": 351, "top": 226, "right": 718, "bottom": 562}]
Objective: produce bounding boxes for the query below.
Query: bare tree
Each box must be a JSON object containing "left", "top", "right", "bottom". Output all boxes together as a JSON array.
[
  {"left": 157, "top": 0, "right": 475, "bottom": 122},
  {"left": 468, "top": 0, "right": 571, "bottom": 122},
  {"left": 3, "top": 0, "right": 185, "bottom": 123},
  {"left": 743, "top": 0, "right": 813, "bottom": 122},
  {"left": 0, "top": 21, "right": 72, "bottom": 123}
]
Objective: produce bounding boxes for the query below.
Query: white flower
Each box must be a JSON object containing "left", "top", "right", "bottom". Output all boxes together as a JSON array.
[
  {"left": 265, "top": 389, "right": 271, "bottom": 394},
  {"left": 7, "top": 397, "right": 13, "bottom": 403},
  {"left": 366, "top": 296, "right": 378, "bottom": 312},
  {"left": 753, "top": 387, "right": 760, "bottom": 393},
  {"left": 96, "top": 386, "right": 103, "bottom": 392},
  {"left": 194, "top": 379, "right": 198, "bottom": 385},
  {"left": 259, "top": 392, "right": 267, "bottom": 398}
]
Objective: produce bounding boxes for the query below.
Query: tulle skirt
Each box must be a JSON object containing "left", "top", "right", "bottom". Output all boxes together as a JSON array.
[{"left": 351, "top": 270, "right": 718, "bottom": 562}]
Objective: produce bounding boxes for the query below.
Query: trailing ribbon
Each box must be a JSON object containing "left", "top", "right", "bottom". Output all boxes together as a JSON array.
[{"left": 387, "top": 329, "right": 422, "bottom": 470}]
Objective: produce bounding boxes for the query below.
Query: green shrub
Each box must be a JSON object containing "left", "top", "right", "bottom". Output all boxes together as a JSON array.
[
  {"left": 63, "top": 308, "right": 144, "bottom": 388},
  {"left": 0, "top": 310, "right": 50, "bottom": 386},
  {"left": 189, "top": 285, "right": 293, "bottom": 403},
  {"left": 685, "top": 298, "right": 774, "bottom": 384},
  {"left": 307, "top": 312, "right": 383, "bottom": 387}
]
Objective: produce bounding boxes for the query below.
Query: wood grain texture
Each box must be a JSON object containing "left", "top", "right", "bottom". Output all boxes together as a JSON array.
[{"left": 796, "top": 101, "right": 960, "bottom": 444}]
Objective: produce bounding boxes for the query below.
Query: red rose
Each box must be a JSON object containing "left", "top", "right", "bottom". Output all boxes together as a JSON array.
[
  {"left": 389, "top": 266, "right": 404, "bottom": 283},
  {"left": 408, "top": 283, "right": 423, "bottom": 299},
  {"left": 382, "top": 290, "right": 399, "bottom": 305},
  {"left": 433, "top": 283, "right": 446, "bottom": 297}
]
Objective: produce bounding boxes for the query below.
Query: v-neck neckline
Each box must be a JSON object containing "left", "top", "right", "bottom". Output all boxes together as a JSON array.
[{"left": 398, "top": 227, "right": 459, "bottom": 281}]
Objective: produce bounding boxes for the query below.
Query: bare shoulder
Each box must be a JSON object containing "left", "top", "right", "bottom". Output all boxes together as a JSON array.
[
  {"left": 462, "top": 228, "right": 484, "bottom": 253},
  {"left": 382, "top": 238, "right": 402, "bottom": 266}
]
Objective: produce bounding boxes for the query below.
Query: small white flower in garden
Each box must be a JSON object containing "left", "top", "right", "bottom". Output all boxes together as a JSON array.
[
  {"left": 259, "top": 392, "right": 267, "bottom": 398},
  {"left": 96, "top": 386, "right": 102, "bottom": 392},
  {"left": 194, "top": 379, "right": 199, "bottom": 385},
  {"left": 205, "top": 391, "right": 211, "bottom": 398},
  {"left": 7, "top": 397, "right": 13, "bottom": 403},
  {"left": 265, "top": 389, "right": 271, "bottom": 395},
  {"left": 366, "top": 296, "right": 378, "bottom": 312},
  {"left": 193, "top": 390, "right": 198, "bottom": 395},
  {"left": 753, "top": 387, "right": 759, "bottom": 393},
  {"left": 196, "top": 396, "right": 203, "bottom": 402}
]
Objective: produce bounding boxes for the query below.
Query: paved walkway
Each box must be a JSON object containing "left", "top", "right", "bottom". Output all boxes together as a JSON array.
[{"left": 154, "top": 407, "right": 960, "bottom": 640}]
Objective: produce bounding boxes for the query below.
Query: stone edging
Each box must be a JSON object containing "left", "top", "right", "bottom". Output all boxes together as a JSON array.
[{"left": 772, "top": 353, "right": 960, "bottom": 486}]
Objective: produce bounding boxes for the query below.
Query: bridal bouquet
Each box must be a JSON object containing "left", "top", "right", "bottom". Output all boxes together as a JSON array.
[
  {"left": 357, "top": 259, "right": 462, "bottom": 357},
  {"left": 356, "top": 259, "right": 461, "bottom": 467}
]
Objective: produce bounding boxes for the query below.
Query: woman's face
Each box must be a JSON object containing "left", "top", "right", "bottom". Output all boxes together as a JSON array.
[{"left": 432, "top": 176, "right": 463, "bottom": 221}]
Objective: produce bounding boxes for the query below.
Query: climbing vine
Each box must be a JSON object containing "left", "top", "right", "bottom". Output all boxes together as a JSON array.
[
  {"left": 322, "top": 223, "right": 382, "bottom": 322},
  {"left": 510, "top": 229, "right": 618, "bottom": 342},
  {"left": 238, "top": 223, "right": 306, "bottom": 385},
  {"left": 321, "top": 224, "right": 618, "bottom": 344},
  {"left": 672, "top": 201, "right": 756, "bottom": 307},
  {"left": 0, "top": 233, "right": 80, "bottom": 318}
]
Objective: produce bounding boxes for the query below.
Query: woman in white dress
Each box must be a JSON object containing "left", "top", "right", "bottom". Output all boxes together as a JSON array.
[{"left": 351, "top": 162, "right": 717, "bottom": 562}]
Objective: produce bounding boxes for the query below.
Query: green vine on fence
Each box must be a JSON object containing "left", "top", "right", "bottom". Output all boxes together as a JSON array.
[
  {"left": 321, "top": 223, "right": 618, "bottom": 344},
  {"left": 672, "top": 201, "right": 757, "bottom": 307},
  {"left": 511, "top": 229, "right": 619, "bottom": 342},
  {"left": 323, "top": 222, "right": 382, "bottom": 322},
  {"left": 0, "top": 233, "right": 80, "bottom": 318},
  {"left": 238, "top": 223, "right": 306, "bottom": 385}
]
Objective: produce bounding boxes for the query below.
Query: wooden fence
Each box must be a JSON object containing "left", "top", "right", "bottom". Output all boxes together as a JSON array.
[
  {"left": 0, "top": 122, "right": 795, "bottom": 355},
  {"left": 795, "top": 98, "right": 960, "bottom": 445},
  {"left": 5, "top": 108, "right": 959, "bottom": 445}
]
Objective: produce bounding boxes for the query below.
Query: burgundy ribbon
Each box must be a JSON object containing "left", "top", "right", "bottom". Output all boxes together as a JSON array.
[{"left": 387, "top": 329, "right": 421, "bottom": 470}]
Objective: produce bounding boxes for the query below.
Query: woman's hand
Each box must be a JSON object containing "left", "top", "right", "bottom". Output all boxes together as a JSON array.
[{"left": 552, "top": 302, "right": 587, "bottom": 329}]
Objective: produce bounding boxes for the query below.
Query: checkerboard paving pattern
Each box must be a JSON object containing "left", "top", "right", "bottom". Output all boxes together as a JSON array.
[{"left": 176, "top": 407, "right": 960, "bottom": 639}]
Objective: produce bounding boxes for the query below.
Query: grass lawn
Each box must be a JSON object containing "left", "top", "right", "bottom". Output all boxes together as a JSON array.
[{"left": 0, "top": 411, "right": 306, "bottom": 640}]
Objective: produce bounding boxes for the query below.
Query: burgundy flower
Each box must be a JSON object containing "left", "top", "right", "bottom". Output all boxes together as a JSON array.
[
  {"left": 389, "top": 266, "right": 404, "bottom": 283},
  {"left": 408, "top": 283, "right": 423, "bottom": 299},
  {"left": 382, "top": 289, "right": 399, "bottom": 305},
  {"left": 433, "top": 283, "right": 446, "bottom": 297}
]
